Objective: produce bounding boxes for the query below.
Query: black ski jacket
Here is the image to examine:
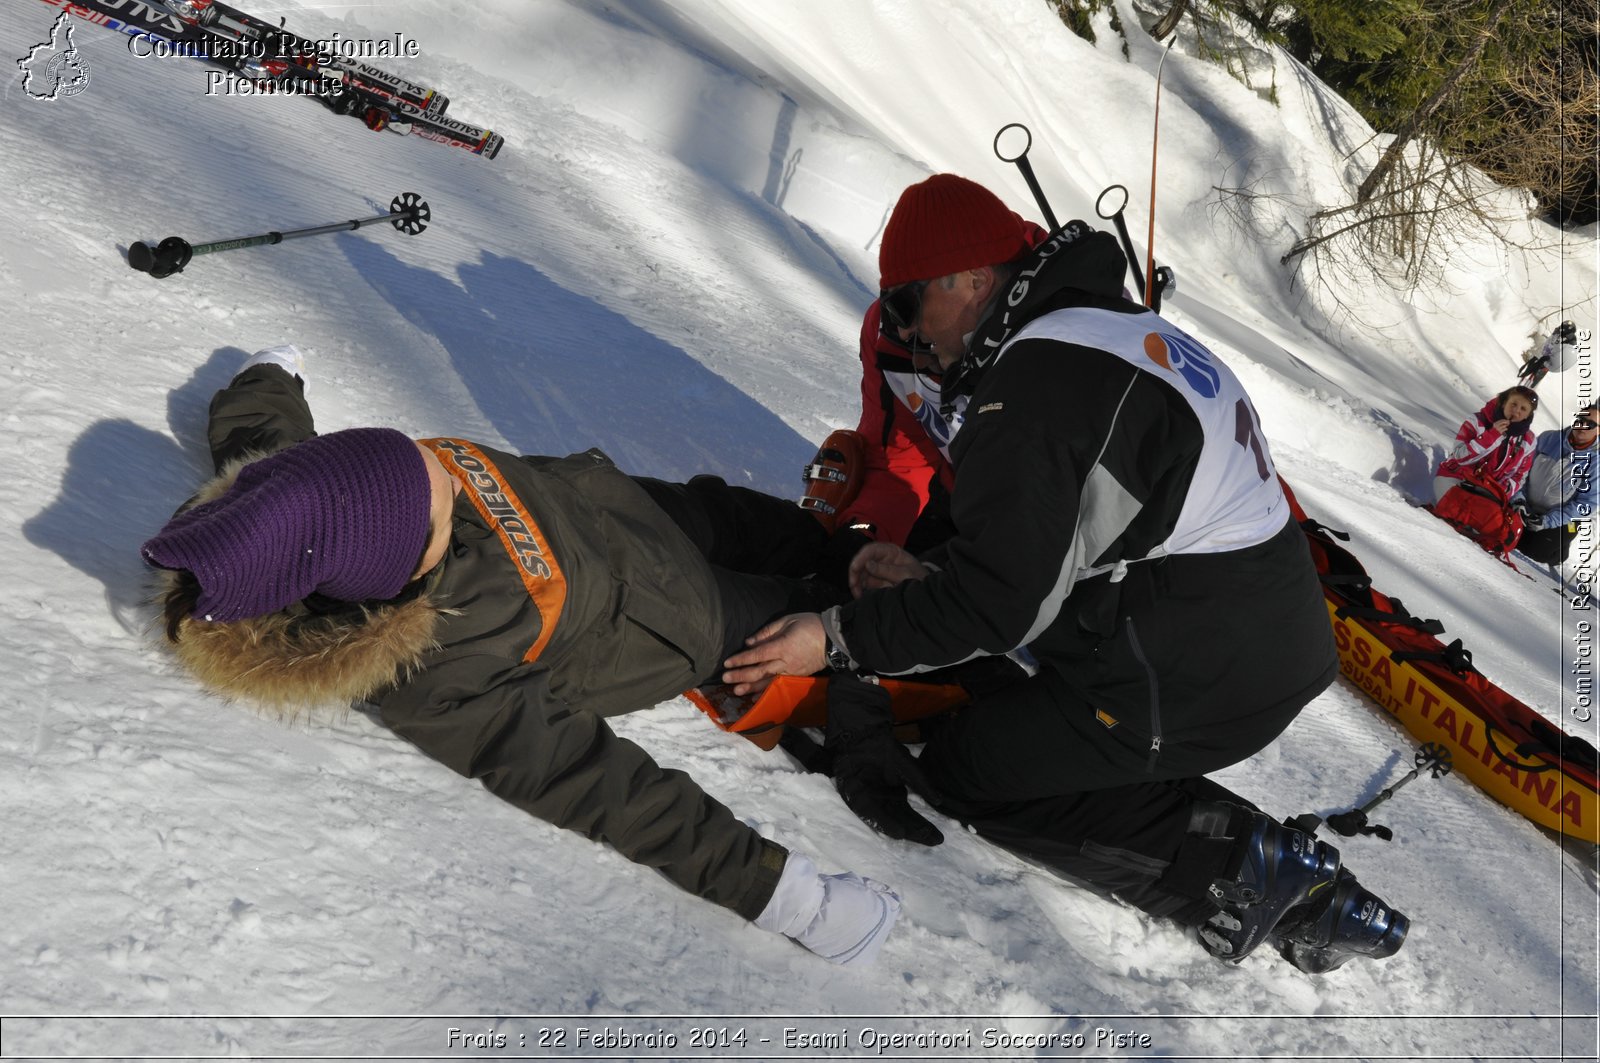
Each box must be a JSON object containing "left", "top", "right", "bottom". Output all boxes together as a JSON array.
[{"left": 826, "top": 224, "right": 1337, "bottom": 774}]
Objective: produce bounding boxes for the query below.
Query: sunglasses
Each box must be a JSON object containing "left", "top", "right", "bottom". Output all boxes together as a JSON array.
[
  {"left": 1575, "top": 418, "right": 1597, "bottom": 430},
  {"left": 879, "top": 280, "right": 929, "bottom": 336}
]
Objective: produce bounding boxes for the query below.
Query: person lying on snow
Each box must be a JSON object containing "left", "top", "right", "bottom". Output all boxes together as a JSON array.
[
  {"left": 1432, "top": 386, "right": 1538, "bottom": 505},
  {"left": 141, "top": 346, "right": 899, "bottom": 967},
  {"left": 724, "top": 174, "right": 1409, "bottom": 973},
  {"left": 1514, "top": 402, "right": 1599, "bottom": 565}
]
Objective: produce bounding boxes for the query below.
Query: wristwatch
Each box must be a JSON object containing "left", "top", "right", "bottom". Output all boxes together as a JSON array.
[{"left": 825, "top": 633, "right": 854, "bottom": 673}]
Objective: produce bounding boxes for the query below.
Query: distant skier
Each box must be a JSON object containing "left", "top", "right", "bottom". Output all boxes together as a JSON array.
[
  {"left": 726, "top": 174, "right": 1408, "bottom": 973},
  {"left": 142, "top": 346, "right": 900, "bottom": 967},
  {"left": 1516, "top": 320, "right": 1578, "bottom": 389}
]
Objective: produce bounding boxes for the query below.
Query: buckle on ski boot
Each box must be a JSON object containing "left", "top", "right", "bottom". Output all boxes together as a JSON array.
[
  {"left": 800, "top": 429, "right": 866, "bottom": 533},
  {"left": 1198, "top": 813, "right": 1341, "bottom": 963},
  {"left": 1275, "top": 869, "right": 1409, "bottom": 974},
  {"left": 163, "top": 1, "right": 215, "bottom": 24}
]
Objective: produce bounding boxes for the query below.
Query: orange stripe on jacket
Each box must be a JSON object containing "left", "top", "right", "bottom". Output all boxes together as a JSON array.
[{"left": 422, "top": 438, "right": 567, "bottom": 663}]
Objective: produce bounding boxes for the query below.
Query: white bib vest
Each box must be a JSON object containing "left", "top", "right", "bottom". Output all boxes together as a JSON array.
[
  {"left": 1002, "top": 307, "right": 1288, "bottom": 558},
  {"left": 882, "top": 364, "right": 965, "bottom": 462}
]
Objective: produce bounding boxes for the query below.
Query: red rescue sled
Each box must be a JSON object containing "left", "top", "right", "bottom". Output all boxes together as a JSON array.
[{"left": 1286, "top": 481, "right": 1599, "bottom": 843}]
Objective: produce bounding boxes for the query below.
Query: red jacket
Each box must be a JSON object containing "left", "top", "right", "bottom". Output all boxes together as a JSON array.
[
  {"left": 1435, "top": 397, "right": 1536, "bottom": 497},
  {"left": 835, "top": 302, "right": 956, "bottom": 545},
  {"left": 838, "top": 220, "right": 1050, "bottom": 545}
]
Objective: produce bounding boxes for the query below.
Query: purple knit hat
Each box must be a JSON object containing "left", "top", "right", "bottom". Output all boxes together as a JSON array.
[{"left": 141, "top": 428, "right": 433, "bottom": 623}]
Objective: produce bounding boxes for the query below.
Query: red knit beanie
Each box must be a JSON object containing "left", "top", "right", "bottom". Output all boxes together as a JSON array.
[{"left": 878, "top": 174, "right": 1032, "bottom": 289}]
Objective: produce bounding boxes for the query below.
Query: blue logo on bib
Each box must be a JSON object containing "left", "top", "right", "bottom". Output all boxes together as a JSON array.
[{"left": 1157, "top": 332, "right": 1222, "bottom": 398}]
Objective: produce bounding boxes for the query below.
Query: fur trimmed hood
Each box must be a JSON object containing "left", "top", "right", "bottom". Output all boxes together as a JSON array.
[{"left": 151, "top": 454, "right": 443, "bottom": 717}]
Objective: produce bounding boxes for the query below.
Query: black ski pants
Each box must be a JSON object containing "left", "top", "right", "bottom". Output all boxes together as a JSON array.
[
  {"left": 916, "top": 667, "right": 1291, "bottom": 925},
  {"left": 631, "top": 475, "right": 847, "bottom": 667},
  {"left": 1517, "top": 521, "right": 1580, "bottom": 564}
]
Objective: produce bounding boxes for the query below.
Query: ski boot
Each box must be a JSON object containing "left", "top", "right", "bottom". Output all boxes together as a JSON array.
[
  {"left": 162, "top": 1, "right": 215, "bottom": 23},
  {"left": 1274, "top": 869, "right": 1409, "bottom": 974},
  {"left": 799, "top": 429, "right": 866, "bottom": 533},
  {"left": 1198, "top": 811, "right": 1342, "bottom": 962}
]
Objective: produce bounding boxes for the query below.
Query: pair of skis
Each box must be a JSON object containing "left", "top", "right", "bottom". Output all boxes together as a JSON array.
[{"left": 36, "top": 0, "right": 503, "bottom": 159}]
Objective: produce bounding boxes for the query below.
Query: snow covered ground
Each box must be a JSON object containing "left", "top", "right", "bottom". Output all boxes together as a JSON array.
[{"left": 2, "top": 0, "right": 1596, "bottom": 1058}]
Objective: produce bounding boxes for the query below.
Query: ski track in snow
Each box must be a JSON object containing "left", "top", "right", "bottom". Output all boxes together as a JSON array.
[{"left": 2, "top": 0, "right": 1596, "bottom": 1058}]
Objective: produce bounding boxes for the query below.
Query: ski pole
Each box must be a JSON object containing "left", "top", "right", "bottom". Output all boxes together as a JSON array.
[
  {"left": 1095, "top": 184, "right": 1148, "bottom": 303},
  {"left": 993, "top": 123, "right": 1059, "bottom": 233},
  {"left": 1143, "top": 35, "right": 1177, "bottom": 310},
  {"left": 1321, "top": 742, "right": 1454, "bottom": 841},
  {"left": 127, "top": 192, "right": 431, "bottom": 279}
]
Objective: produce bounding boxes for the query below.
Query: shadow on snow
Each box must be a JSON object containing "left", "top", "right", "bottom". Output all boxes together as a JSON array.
[{"left": 341, "top": 235, "right": 815, "bottom": 496}]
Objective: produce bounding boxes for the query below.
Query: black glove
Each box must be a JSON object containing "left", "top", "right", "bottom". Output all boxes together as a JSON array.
[
  {"left": 1556, "top": 321, "right": 1577, "bottom": 345},
  {"left": 826, "top": 674, "right": 945, "bottom": 846}
]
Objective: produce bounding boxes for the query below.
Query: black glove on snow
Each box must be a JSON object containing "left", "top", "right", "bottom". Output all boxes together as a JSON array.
[{"left": 825, "top": 674, "right": 945, "bottom": 846}]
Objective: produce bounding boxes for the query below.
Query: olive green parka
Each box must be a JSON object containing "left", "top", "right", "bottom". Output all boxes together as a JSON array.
[{"left": 161, "top": 365, "right": 785, "bottom": 918}]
